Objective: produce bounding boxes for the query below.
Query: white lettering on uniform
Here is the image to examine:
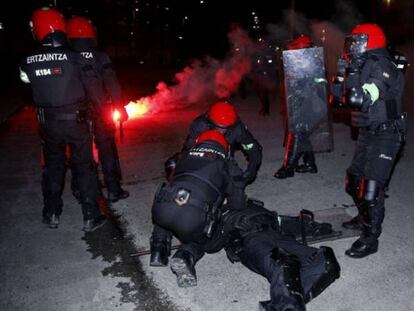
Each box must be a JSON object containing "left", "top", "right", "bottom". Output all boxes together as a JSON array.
[
  {"left": 27, "top": 53, "right": 68, "bottom": 64},
  {"left": 379, "top": 154, "right": 392, "bottom": 161},
  {"left": 189, "top": 152, "right": 205, "bottom": 157},
  {"left": 35, "top": 68, "right": 52, "bottom": 76},
  {"left": 190, "top": 147, "right": 226, "bottom": 159},
  {"left": 81, "top": 52, "right": 93, "bottom": 59}
]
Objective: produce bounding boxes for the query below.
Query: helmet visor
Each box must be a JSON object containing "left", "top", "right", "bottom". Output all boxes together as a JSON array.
[{"left": 344, "top": 33, "right": 368, "bottom": 59}]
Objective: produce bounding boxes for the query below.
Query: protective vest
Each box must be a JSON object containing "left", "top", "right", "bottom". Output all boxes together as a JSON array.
[
  {"left": 71, "top": 39, "right": 123, "bottom": 106},
  {"left": 360, "top": 48, "right": 405, "bottom": 127},
  {"left": 20, "top": 46, "right": 87, "bottom": 109}
]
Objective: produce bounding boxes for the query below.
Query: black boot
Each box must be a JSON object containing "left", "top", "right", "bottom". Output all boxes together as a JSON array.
[
  {"left": 295, "top": 151, "right": 317, "bottom": 174},
  {"left": 42, "top": 214, "right": 60, "bottom": 229},
  {"left": 274, "top": 134, "right": 300, "bottom": 179},
  {"left": 304, "top": 247, "right": 340, "bottom": 302},
  {"left": 83, "top": 215, "right": 107, "bottom": 232},
  {"left": 170, "top": 249, "right": 197, "bottom": 287},
  {"left": 150, "top": 238, "right": 171, "bottom": 267},
  {"left": 345, "top": 238, "right": 378, "bottom": 258},
  {"left": 259, "top": 299, "right": 305, "bottom": 311},
  {"left": 267, "top": 249, "right": 306, "bottom": 311},
  {"left": 107, "top": 188, "right": 129, "bottom": 203},
  {"left": 274, "top": 165, "right": 295, "bottom": 179},
  {"left": 342, "top": 173, "right": 364, "bottom": 230},
  {"left": 345, "top": 180, "right": 383, "bottom": 259}
]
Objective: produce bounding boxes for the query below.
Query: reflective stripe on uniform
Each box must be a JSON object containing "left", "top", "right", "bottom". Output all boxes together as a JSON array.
[
  {"left": 19, "top": 68, "right": 30, "bottom": 84},
  {"left": 362, "top": 83, "right": 380, "bottom": 103},
  {"left": 242, "top": 143, "right": 254, "bottom": 150}
]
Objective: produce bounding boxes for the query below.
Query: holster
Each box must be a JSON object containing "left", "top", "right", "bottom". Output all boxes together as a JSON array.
[{"left": 203, "top": 203, "right": 221, "bottom": 238}]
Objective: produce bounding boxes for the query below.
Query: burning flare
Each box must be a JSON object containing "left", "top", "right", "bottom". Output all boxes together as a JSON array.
[
  {"left": 125, "top": 99, "right": 150, "bottom": 118},
  {"left": 112, "top": 99, "right": 150, "bottom": 122}
]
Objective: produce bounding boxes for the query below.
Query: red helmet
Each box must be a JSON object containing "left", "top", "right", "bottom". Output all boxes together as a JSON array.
[
  {"left": 351, "top": 23, "right": 386, "bottom": 49},
  {"left": 287, "top": 35, "right": 313, "bottom": 50},
  {"left": 207, "top": 101, "right": 237, "bottom": 128},
  {"left": 67, "top": 16, "right": 96, "bottom": 40},
  {"left": 31, "top": 7, "right": 66, "bottom": 41},
  {"left": 196, "top": 130, "right": 228, "bottom": 152}
]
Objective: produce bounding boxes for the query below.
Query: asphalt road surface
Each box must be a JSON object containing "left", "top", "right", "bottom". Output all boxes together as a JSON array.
[{"left": 1, "top": 93, "right": 413, "bottom": 311}]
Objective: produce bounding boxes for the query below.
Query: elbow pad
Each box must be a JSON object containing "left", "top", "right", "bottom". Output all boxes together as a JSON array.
[{"left": 330, "top": 76, "right": 345, "bottom": 108}]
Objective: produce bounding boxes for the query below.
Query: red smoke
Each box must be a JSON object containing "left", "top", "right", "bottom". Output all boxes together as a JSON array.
[{"left": 125, "top": 25, "right": 258, "bottom": 117}]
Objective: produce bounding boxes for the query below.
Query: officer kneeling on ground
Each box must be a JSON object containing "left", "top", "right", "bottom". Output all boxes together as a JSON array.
[
  {"left": 150, "top": 100, "right": 262, "bottom": 266},
  {"left": 151, "top": 130, "right": 340, "bottom": 311}
]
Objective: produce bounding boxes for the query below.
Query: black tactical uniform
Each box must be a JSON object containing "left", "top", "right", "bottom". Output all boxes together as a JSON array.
[
  {"left": 275, "top": 39, "right": 325, "bottom": 179},
  {"left": 152, "top": 152, "right": 340, "bottom": 311},
  {"left": 183, "top": 113, "right": 262, "bottom": 184},
  {"left": 332, "top": 45, "right": 406, "bottom": 258},
  {"left": 150, "top": 113, "right": 263, "bottom": 265},
  {"left": 69, "top": 38, "right": 129, "bottom": 202},
  {"left": 20, "top": 33, "right": 105, "bottom": 231}
]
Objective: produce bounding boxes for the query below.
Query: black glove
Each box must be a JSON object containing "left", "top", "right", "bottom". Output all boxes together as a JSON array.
[
  {"left": 115, "top": 105, "right": 129, "bottom": 122},
  {"left": 164, "top": 152, "right": 181, "bottom": 181},
  {"left": 349, "top": 53, "right": 367, "bottom": 72},
  {"left": 336, "top": 57, "right": 349, "bottom": 76}
]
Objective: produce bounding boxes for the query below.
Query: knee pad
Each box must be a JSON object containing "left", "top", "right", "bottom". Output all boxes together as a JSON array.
[
  {"left": 361, "top": 179, "right": 382, "bottom": 207},
  {"left": 304, "top": 246, "right": 340, "bottom": 302}
]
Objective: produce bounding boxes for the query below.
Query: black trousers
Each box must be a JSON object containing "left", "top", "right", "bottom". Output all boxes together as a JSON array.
[
  {"left": 176, "top": 229, "right": 328, "bottom": 302},
  {"left": 238, "top": 231, "right": 325, "bottom": 299},
  {"left": 71, "top": 117, "right": 122, "bottom": 194},
  {"left": 347, "top": 130, "right": 401, "bottom": 185},
  {"left": 151, "top": 160, "right": 247, "bottom": 244},
  {"left": 347, "top": 130, "right": 402, "bottom": 240},
  {"left": 93, "top": 117, "right": 122, "bottom": 193},
  {"left": 40, "top": 120, "right": 100, "bottom": 220}
]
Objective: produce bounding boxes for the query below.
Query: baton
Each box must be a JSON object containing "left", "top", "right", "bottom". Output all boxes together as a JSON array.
[{"left": 129, "top": 244, "right": 181, "bottom": 257}]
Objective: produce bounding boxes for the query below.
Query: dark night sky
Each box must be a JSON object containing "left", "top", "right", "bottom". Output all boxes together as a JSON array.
[{"left": 0, "top": 0, "right": 412, "bottom": 70}]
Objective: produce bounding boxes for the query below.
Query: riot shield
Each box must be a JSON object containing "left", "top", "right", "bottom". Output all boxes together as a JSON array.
[{"left": 282, "top": 47, "right": 333, "bottom": 152}]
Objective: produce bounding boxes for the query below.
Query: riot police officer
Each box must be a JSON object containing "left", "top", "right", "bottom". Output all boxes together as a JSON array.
[
  {"left": 150, "top": 100, "right": 262, "bottom": 266},
  {"left": 151, "top": 130, "right": 340, "bottom": 311},
  {"left": 66, "top": 16, "right": 129, "bottom": 203},
  {"left": 19, "top": 8, "right": 106, "bottom": 231},
  {"left": 275, "top": 35, "right": 319, "bottom": 179},
  {"left": 331, "top": 24, "right": 406, "bottom": 258}
]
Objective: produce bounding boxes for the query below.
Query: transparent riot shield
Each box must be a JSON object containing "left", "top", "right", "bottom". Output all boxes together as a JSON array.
[{"left": 282, "top": 47, "right": 333, "bottom": 152}]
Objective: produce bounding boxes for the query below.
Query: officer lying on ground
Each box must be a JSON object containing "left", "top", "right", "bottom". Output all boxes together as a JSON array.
[
  {"left": 150, "top": 100, "right": 262, "bottom": 266},
  {"left": 151, "top": 130, "right": 340, "bottom": 311}
]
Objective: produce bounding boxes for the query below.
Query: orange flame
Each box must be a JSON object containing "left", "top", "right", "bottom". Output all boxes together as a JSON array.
[{"left": 125, "top": 99, "right": 150, "bottom": 119}]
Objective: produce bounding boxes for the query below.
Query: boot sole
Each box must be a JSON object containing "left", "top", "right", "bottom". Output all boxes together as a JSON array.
[
  {"left": 150, "top": 257, "right": 168, "bottom": 267},
  {"left": 83, "top": 219, "right": 107, "bottom": 232},
  {"left": 274, "top": 173, "right": 294, "bottom": 179},
  {"left": 345, "top": 247, "right": 378, "bottom": 258},
  {"left": 170, "top": 257, "right": 197, "bottom": 288}
]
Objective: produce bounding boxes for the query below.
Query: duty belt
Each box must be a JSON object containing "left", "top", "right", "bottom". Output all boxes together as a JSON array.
[
  {"left": 370, "top": 113, "right": 407, "bottom": 134},
  {"left": 37, "top": 107, "right": 88, "bottom": 124}
]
